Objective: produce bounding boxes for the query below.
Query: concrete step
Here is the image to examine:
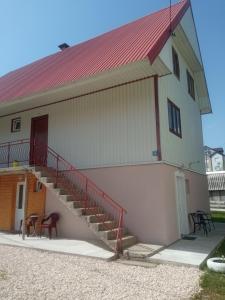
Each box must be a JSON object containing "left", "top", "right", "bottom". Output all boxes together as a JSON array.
[
  {"left": 56, "top": 181, "right": 80, "bottom": 192},
  {"left": 98, "top": 228, "right": 128, "bottom": 240},
  {"left": 73, "top": 199, "right": 95, "bottom": 208},
  {"left": 108, "top": 235, "right": 137, "bottom": 250},
  {"left": 80, "top": 207, "right": 103, "bottom": 216},
  {"left": 33, "top": 165, "right": 137, "bottom": 252},
  {"left": 54, "top": 188, "right": 68, "bottom": 196},
  {"left": 59, "top": 195, "right": 74, "bottom": 202},
  {"left": 90, "top": 220, "right": 118, "bottom": 231},
  {"left": 86, "top": 214, "right": 111, "bottom": 223},
  {"left": 69, "top": 192, "right": 84, "bottom": 200}
]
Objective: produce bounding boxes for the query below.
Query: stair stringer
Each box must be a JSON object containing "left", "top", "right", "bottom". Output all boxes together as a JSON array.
[{"left": 32, "top": 168, "right": 137, "bottom": 252}]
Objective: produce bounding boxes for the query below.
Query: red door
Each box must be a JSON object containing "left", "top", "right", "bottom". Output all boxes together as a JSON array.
[{"left": 30, "top": 115, "right": 48, "bottom": 166}]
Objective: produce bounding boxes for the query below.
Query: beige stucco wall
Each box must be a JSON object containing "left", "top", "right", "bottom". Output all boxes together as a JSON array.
[
  {"left": 45, "top": 189, "right": 96, "bottom": 240},
  {"left": 83, "top": 163, "right": 209, "bottom": 245}
]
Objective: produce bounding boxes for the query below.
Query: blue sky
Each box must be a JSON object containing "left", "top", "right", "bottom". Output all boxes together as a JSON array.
[{"left": 0, "top": 0, "right": 224, "bottom": 149}]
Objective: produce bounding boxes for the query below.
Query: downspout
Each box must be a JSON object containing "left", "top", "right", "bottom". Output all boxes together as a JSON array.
[{"left": 153, "top": 75, "right": 162, "bottom": 161}]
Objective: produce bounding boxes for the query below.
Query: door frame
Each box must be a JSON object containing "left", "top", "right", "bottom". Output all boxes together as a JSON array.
[
  {"left": 175, "top": 170, "right": 189, "bottom": 237},
  {"left": 14, "top": 182, "right": 25, "bottom": 231},
  {"left": 30, "top": 114, "right": 48, "bottom": 165}
]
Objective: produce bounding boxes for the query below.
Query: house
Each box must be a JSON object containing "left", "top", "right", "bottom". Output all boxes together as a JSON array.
[
  {"left": 204, "top": 146, "right": 225, "bottom": 211},
  {"left": 204, "top": 146, "right": 225, "bottom": 172},
  {"left": 207, "top": 171, "right": 225, "bottom": 212},
  {"left": 0, "top": 0, "right": 211, "bottom": 252}
]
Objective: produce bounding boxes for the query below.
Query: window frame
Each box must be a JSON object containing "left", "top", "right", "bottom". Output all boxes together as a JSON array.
[
  {"left": 167, "top": 99, "right": 182, "bottom": 138},
  {"left": 172, "top": 47, "right": 180, "bottom": 80},
  {"left": 11, "top": 117, "right": 21, "bottom": 133},
  {"left": 186, "top": 70, "right": 195, "bottom": 100}
]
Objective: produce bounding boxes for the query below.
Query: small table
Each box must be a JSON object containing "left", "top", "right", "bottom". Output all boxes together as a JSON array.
[{"left": 27, "top": 214, "right": 39, "bottom": 237}]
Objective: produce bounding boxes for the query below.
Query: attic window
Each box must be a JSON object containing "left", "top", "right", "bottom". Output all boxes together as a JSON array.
[
  {"left": 172, "top": 47, "right": 180, "bottom": 79},
  {"left": 187, "top": 70, "right": 195, "bottom": 100}
]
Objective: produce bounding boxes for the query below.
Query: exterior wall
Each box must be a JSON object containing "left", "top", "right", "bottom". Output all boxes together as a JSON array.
[
  {"left": 45, "top": 189, "right": 96, "bottom": 240},
  {"left": 158, "top": 38, "right": 205, "bottom": 174},
  {"left": 180, "top": 8, "right": 202, "bottom": 65},
  {"left": 0, "top": 174, "right": 18, "bottom": 230},
  {"left": 0, "top": 78, "right": 157, "bottom": 169},
  {"left": 26, "top": 174, "right": 46, "bottom": 218},
  {"left": 211, "top": 153, "right": 224, "bottom": 172},
  {"left": 83, "top": 163, "right": 209, "bottom": 245},
  {"left": 0, "top": 173, "right": 46, "bottom": 231}
]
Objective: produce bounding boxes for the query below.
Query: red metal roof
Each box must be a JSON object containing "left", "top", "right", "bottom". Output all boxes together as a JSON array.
[{"left": 0, "top": 0, "right": 190, "bottom": 104}]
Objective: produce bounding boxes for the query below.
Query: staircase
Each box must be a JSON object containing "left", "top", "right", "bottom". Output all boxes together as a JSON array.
[
  {"left": 0, "top": 139, "right": 136, "bottom": 253},
  {"left": 33, "top": 166, "right": 136, "bottom": 253}
]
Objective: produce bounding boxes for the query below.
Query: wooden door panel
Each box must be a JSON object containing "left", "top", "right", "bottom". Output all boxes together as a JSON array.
[{"left": 30, "top": 115, "right": 48, "bottom": 166}]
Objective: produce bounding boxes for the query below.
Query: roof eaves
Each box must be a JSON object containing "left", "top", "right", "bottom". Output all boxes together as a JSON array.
[{"left": 147, "top": 0, "right": 190, "bottom": 64}]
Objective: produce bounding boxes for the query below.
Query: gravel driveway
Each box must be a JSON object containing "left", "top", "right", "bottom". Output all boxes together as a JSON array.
[{"left": 0, "top": 245, "right": 200, "bottom": 300}]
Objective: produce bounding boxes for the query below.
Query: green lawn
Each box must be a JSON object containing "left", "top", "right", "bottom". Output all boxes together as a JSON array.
[
  {"left": 212, "top": 211, "right": 225, "bottom": 223},
  {"left": 193, "top": 239, "right": 225, "bottom": 299}
]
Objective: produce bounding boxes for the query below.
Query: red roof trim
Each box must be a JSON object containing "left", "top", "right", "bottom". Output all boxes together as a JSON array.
[{"left": 148, "top": 0, "right": 190, "bottom": 63}]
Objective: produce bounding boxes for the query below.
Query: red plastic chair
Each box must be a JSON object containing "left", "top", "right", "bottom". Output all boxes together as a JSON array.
[{"left": 40, "top": 213, "right": 60, "bottom": 239}]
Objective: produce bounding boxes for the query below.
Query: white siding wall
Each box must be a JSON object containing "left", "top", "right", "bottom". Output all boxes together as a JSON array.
[
  {"left": 181, "top": 8, "right": 202, "bottom": 65},
  {"left": 159, "top": 40, "right": 205, "bottom": 174},
  {"left": 0, "top": 79, "right": 157, "bottom": 168}
]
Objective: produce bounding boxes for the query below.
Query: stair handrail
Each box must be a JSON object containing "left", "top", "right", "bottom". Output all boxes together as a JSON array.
[
  {"left": 0, "top": 139, "right": 127, "bottom": 213},
  {"left": 0, "top": 138, "right": 127, "bottom": 252},
  {"left": 47, "top": 146, "right": 127, "bottom": 213}
]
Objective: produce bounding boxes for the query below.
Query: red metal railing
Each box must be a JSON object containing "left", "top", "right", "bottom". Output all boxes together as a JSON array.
[
  {"left": 0, "top": 139, "right": 126, "bottom": 253},
  {"left": 0, "top": 139, "right": 30, "bottom": 168}
]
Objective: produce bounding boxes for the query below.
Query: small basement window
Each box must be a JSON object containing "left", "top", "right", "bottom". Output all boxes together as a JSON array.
[
  {"left": 168, "top": 99, "right": 182, "bottom": 138},
  {"left": 187, "top": 70, "right": 195, "bottom": 100},
  {"left": 172, "top": 47, "right": 180, "bottom": 79}
]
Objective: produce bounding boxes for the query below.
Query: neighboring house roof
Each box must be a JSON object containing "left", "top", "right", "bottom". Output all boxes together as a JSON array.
[
  {"left": 212, "top": 148, "right": 224, "bottom": 155},
  {"left": 0, "top": 0, "right": 190, "bottom": 105},
  {"left": 207, "top": 172, "right": 225, "bottom": 191},
  {"left": 204, "top": 146, "right": 225, "bottom": 159}
]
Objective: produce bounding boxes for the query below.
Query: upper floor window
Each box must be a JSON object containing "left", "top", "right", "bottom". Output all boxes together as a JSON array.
[
  {"left": 187, "top": 70, "right": 195, "bottom": 100},
  {"left": 172, "top": 47, "right": 180, "bottom": 79},
  {"left": 168, "top": 99, "right": 182, "bottom": 138}
]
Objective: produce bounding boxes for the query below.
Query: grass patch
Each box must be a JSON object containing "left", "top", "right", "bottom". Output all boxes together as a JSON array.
[
  {"left": 194, "top": 271, "right": 225, "bottom": 299},
  {"left": 212, "top": 211, "right": 225, "bottom": 223},
  {"left": 0, "top": 270, "right": 7, "bottom": 280},
  {"left": 193, "top": 239, "right": 225, "bottom": 299},
  {"left": 214, "top": 239, "right": 225, "bottom": 257}
]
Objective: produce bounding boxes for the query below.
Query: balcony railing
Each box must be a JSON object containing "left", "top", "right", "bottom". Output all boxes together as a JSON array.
[{"left": 0, "top": 139, "right": 126, "bottom": 253}]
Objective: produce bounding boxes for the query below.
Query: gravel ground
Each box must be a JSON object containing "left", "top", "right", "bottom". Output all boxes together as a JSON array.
[{"left": 0, "top": 245, "right": 201, "bottom": 300}]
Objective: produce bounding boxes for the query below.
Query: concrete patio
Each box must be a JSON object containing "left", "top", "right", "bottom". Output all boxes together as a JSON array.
[
  {"left": 148, "top": 222, "right": 225, "bottom": 267},
  {"left": 1, "top": 222, "right": 224, "bottom": 267},
  {"left": 0, "top": 232, "right": 115, "bottom": 261}
]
